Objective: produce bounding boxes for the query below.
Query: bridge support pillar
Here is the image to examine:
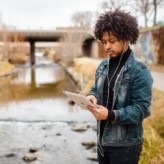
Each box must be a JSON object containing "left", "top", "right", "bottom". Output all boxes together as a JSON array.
[
  {"left": 30, "top": 41, "right": 35, "bottom": 65},
  {"left": 31, "top": 68, "right": 36, "bottom": 88}
]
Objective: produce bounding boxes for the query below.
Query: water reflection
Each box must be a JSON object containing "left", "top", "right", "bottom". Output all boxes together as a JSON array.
[
  {"left": 31, "top": 68, "right": 36, "bottom": 88},
  {"left": 0, "top": 61, "right": 68, "bottom": 103},
  {"left": 14, "top": 64, "right": 65, "bottom": 87}
]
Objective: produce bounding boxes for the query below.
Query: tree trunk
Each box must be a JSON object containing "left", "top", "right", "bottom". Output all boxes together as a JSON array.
[
  {"left": 153, "top": 0, "right": 157, "bottom": 26},
  {"left": 144, "top": 14, "right": 148, "bottom": 27}
]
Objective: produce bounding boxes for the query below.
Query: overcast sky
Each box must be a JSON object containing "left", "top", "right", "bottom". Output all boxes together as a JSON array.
[
  {"left": 0, "top": 0, "right": 163, "bottom": 29},
  {"left": 0, "top": 0, "right": 99, "bottom": 29}
]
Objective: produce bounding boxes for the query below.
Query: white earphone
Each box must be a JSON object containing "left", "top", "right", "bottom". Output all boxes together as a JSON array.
[
  {"left": 125, "top": 41, "right": 130, "bottom": 46},
  {"left": 124, "top": 42, "right": 127, "bottom": 51}
]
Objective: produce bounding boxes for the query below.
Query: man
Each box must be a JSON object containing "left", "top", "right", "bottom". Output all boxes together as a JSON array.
[{"left": 86, "top": 9, "right": 153, "bottom": 164}]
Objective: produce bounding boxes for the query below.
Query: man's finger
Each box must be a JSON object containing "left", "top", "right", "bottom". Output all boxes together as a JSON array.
[{"left": 87, "top": 106, "right": 97, "bottom": 112}]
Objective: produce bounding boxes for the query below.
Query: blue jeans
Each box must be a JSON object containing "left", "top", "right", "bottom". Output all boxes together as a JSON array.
[{"left": 98, "top": 144, "right": 142, "bottom": 164}]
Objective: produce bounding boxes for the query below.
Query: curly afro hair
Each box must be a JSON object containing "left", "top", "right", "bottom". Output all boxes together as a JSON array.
[{"left": 94, "top": 9, "right": 139, "bottom": 44}]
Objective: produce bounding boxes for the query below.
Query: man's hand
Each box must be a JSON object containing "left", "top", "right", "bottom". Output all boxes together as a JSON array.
[
  {"left": 86, "top": 95, "right": 97, "bottom": 104},
  {"left": 87, "top": 105, "right": 108, "bottom": 120}
]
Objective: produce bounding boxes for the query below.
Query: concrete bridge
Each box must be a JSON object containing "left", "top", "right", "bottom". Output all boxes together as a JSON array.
[{"left": 0, "top": 28, "right": 95, "bottom": 64}]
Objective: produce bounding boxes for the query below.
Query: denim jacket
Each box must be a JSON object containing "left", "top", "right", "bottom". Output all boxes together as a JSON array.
[{"left": 89, "top": 51, "right": 153, "bottom": 147}]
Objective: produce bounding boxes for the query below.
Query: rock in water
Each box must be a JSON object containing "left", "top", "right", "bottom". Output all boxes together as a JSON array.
[
  {"left": 23, "top": 153, "right": 37, "bottom": 162},
  {"left": 71, "top": 124, "right": 88, "bottom": 132},
  {"left": 29, "top": 147, "right": 38, "bottom": 153}
]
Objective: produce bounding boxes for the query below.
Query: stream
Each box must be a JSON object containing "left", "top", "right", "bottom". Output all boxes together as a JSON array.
[{"left": 0, "top": 54, "right": 97, "bottom": 164}]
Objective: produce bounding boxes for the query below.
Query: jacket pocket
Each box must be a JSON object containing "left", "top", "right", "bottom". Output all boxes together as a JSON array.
[
  {"left": 102, "top": 124, "right": 129, "bottom": 145},
  {"left": 118, "top": 76, "right": 131, "bottom": 103}
]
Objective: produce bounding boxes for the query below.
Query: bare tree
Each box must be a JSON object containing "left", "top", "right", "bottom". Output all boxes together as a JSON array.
[
  {"left": 127, "top": 0, "right": 163, "bottom": 26},
  {"left": 131, "top": 0, "right": 153, "bottom": 27},
  {"left": 71, "top": 11, "right": 94, "bottom": 29},
  {"left": 101, "top": 0, "right": 129, "bottom": 11},
  {"left": 152, "top": 0, "right": 164, "bottom": 25}
]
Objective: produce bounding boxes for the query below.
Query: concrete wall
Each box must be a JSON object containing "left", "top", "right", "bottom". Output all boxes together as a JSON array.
[
  {"left": 90, "top": 40, "right": 99, "bottom": 58},
  {"left": 90, "top": 40, "right": 106, "bottom": 58},
  {"left": 132, "top": 30, "right": 158, "bottom": 64}
]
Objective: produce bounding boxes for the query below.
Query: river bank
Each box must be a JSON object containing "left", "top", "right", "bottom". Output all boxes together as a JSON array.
[{"left": 60, "top": 57, "right": 101, "bottom": 95}]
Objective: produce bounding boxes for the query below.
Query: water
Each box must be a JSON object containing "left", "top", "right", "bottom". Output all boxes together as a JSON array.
[
  {"left": 0, "top": 54, "right": 97, "bottom": 164},
  {"left": 0, "top": 55, "right": 95, "bottom": 122}
]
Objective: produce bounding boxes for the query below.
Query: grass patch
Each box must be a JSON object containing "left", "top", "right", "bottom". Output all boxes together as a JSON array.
[
  {"left": 140, "top": 124, "right": 164, "bottom": 164},
  {"left": 140, "top": 88, "right": 164, "bottom": 163},
  {"left": 152, "top": 116, "right": 164, "bottom": 139}
]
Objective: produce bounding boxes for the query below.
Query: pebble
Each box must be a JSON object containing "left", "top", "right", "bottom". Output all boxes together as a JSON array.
[
  {"left": 71, "top": 124, "right": 88, "bottom": 132},
  {"left": 22, "top": 153, "right": 37, "bottom": 162},
  {"left": 86, "top": 152, "right": 98, "bottom": 161},
  {"left": 82, "top": 140, "right": 96, "bottom": 149},
  {"left": 29, "top": 147, "right": 38, "bottom": 153}
]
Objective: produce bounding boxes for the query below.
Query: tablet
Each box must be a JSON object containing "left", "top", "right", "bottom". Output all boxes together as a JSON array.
[{"left": 63, "top": 91, "right": 97, "bottom": 110}]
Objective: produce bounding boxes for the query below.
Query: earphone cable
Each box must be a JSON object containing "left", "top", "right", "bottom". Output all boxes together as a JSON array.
[{"left": 106, "top": 50, "right": 124, "bottom": 108}]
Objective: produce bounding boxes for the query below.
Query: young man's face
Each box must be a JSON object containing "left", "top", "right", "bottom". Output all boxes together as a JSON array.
[{"left": 101, "top": 31, "right": 127, "bottom": 57}]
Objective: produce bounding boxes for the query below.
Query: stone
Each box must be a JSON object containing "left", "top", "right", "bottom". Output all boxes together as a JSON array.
[
  {"left": 82, "top": 140, "right": 96, "bottom": 149},
  {"left": 86, "top": 152, "right": 98, "bottom": 161},
  {"left": 29, "top": 147, "right": 38, "bottom": 153},
  {"left": 56, "top": 132, "right": 62, "bottom": 136},
  {"left": 5, "top": 153, "right": 15, "bottom": 158},
  {"left": 71, "top": 124, "right": 88, "bottom": 132},
  {"left": 22, "top": 153, "right": 37, "bottom": 162}
]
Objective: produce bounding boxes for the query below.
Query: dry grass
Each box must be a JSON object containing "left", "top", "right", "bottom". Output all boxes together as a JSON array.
[
  {"left": 0, "top": 60, "right": 15, "bottom": 76},
  {"left": 9, "top": 53, "right": 29, "bottom": 64},
  {"left": 0, "top": 60, "right": 31, "bottom": 104},
  {"left": 72, "top": 57, "right": 101, "bottom": 95},
  {"left": 140, "top": 89, "right": 164, "bottom": 164},
  {"left": 148, "top": 64, "right": 164, "bottom": 73}
]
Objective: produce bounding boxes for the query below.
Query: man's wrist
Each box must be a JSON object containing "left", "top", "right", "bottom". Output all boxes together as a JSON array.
[{"left": 107, "top": 110, "right": 115, "bottom": 122}]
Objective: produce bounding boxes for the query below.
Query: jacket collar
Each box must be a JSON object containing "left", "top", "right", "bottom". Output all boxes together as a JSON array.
[
  {"left": 123, "top": 51, "right": 135, "bottom": 72},
  {"left": 102, "top": 51, "right": 134, "bottom": 69}
]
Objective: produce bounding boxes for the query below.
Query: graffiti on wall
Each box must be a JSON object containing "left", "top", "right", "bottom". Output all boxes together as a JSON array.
[{"left": 133, "top": 30, "right": 157, "bottom": 64}]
